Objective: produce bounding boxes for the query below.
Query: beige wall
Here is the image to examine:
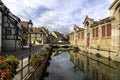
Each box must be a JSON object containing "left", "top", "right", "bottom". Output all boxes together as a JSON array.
[
  {"left": 69, "top": 0, "right": 120, "bottom": 55},
  {"left": 109, "top": 0, "right": 120, "bottom": 53}
]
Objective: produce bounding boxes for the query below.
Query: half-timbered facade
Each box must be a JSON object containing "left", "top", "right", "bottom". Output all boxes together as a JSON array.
[
  {"left": 31, "top": 27, "right": 42, "bottom": 45},
  {"left": 0, "top": 1, "right": 23, "bottom": 52},
  {"left": 31, "top": 27, "right": 50, "bottom": 45}
]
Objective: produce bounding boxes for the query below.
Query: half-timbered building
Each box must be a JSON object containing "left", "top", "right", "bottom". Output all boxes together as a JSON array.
[
  {"left": 31, "top": 27, "right": 50, "bottom": 45},
  {"left": 0, "top": 1, "right": 23, "bottom": 52}
]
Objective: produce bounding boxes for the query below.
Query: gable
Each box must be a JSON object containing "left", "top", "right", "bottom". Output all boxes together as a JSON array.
[{"left": 109, "top": 0, "right": 119, "bottom": 10}]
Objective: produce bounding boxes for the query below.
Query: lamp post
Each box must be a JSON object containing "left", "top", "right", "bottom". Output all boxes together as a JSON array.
[{"left": 28, "top": 20, "right": 33, "bottom": 53}]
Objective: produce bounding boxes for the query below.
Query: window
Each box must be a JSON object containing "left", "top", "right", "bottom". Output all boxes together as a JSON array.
[
  {"left": 102, "top": 25, "right": 105, "bottom": 37},
  {"left": 107, "top": 24, "right": 111, "bottom": 36},
  {"left": 81, "top": 32, "right": 84, "bottom": 39},
  {"left": 6, "top": 28, "right": 11, "bottom": 35},
  {"left": 96, "top": 27, "right": 98, "bottom": 37},
  {"left": 78, "top": 32, "right": 80, "bottom": 39}
]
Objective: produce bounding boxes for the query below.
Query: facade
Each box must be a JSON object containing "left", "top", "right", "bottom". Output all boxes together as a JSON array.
[
  {"left": 0, "top": 1, "right": 23, "bottom": 52},
  {"left": 31, "top": 27, "right": 50, "bottom": 45},
  {"left": 109, "top": 0, "right": 120, "bottom": 54},
  {"left": 69, "top": 0, "right": 120, "bottom": 59},
  {"left": 31, "top": 27, "right": 42, "bottom": 45},
  {"left": 40, "top": 27, "right": 50, "bottom": 44},
  {"left": 51, "top": 31, "right": 68, "bottom": 43},
  {"left": 20, "top": 21, "right": 29, "bottom": 46}
]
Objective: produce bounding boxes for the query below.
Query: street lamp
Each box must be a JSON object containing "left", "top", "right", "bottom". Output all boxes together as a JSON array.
[{"left": 28, "top": 20, "right": 33, "bottom": 53}]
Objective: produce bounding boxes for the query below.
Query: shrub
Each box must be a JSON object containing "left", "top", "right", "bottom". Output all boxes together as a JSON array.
[
  {"left": 30, "top": 54, "right": 44, "bottom": 68},
  {"left": 0, "top": 56, "right": 16, "bottom": 80},
  {"left": 5, "top": 55, "right": 19, "bottom": 69},
  {"left": 39, "top": 50, "right": 48, "bottom": 57},
  {"left": 95, "top": 53, "right": 102, "bottom": 58}
]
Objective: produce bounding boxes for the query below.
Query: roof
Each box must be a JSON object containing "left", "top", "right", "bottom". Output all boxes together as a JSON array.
[
  {"left": 30, "top": 27, "right": 50, "bottom": 36},
  {"left": 20, "top": 21, "right": 28, "bottom": 29},
  {"left": 0, "top": 0, "right": 23, "bottom": 30},
  {"left": 83, "top": 15, "right": 94, "bottom": 24},
  {"left": 99, "top": 17, "right": 111, "bottom": 25},
  {"left": 69, "top": 32, "right": 74, "bottom": 35},
  {"left": 109, "top": 0, "right": 119, "bottom": 10},
  {"left": 73, "top": 24, "right": 80, "bottom": 32},
  {"left": 32, "top": 27, "right": 41, "bottom": 33},
  {"left": 41, "top": 27, "right": 50, "bottom": 36}
]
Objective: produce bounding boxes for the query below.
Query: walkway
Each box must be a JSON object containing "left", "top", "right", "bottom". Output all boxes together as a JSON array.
[{"left": 0, "top": 45, "right": 44, "bottom": 59}]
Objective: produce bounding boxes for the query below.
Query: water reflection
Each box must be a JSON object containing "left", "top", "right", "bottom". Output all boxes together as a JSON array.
[
  {"left": 69, "top": 50, "right": 120, "bottom": 80},
  {"left": 44, "top": 51, "right": 84, "bottom": 80}
]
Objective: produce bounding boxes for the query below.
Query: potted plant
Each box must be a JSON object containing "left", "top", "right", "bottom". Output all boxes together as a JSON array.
[
  {"left": 5, "top": 55, "right": 19, "bottom": 74},
  {"left": 0, "top": 56, "right": 11, "bottom": 80},
  {"left": 30, "top": 54, "right": 43, "bottom": 68}
]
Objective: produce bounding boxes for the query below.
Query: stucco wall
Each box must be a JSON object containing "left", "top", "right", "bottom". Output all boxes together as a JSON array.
[{"left": 2, "top": 40, "right": 15, "bottom": 51}]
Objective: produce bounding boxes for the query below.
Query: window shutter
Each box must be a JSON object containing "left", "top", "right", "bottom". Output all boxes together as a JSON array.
[
  {"left": 96, "top": 27, "right": 98, "bottom": 37},
  {"left": 107, "top": 24, "right": 111, "bottom": 36},
  {"left": 102, "top": 25, "right": 105, "bottom": 37}
]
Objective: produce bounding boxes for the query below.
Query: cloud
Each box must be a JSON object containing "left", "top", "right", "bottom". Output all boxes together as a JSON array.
[{"left": 2, "top": 0, "right": 114, "bottom": 34}]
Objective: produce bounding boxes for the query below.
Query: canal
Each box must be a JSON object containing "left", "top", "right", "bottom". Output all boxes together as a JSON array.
[
  {"left": 44, "top": 51, "right": 84, "bottom": 80},
  {"left": 44, "top": 50, "right": 120, "bottom": 80}
]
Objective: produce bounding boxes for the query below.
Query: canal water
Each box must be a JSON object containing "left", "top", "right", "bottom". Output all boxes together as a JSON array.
[
  {"left": 44, "top": 50, "right": 120, "bottom": 80},
  {"left": 44, "top": 51, "right": 84, "bottom": 80}
]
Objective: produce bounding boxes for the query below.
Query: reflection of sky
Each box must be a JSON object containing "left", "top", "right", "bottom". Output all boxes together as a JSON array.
[
  {"left": 45, "top": 51, "right": 84, "bottom": 80},
  {"left": 3, "top": 0, "right": 114, "bottom": 34}
]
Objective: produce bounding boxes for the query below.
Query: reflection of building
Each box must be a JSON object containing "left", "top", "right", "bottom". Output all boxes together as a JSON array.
[
  {"left": 70, "top": 51, "right": 120, "bottom": 80},
  {"left": 69, "top": 0, "right": 120, "bottom": 59},
  {"left": 0, "top": 1, "right": 23, "bottom": 52}
]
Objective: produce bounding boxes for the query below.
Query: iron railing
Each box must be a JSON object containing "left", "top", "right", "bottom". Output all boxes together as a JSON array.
[{"left": 12, "top": 49, "right": 42, "bottom": 80}]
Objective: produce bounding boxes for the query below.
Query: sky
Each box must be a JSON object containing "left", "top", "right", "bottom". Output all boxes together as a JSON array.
[{"left": 2, "top": 0, "right": 114, "bottom": 34}]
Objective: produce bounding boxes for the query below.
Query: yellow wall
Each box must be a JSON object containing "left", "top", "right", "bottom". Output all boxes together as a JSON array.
[
  {"left": 91, "top": 38, "right": 98, "bottom": 48},
  {"left": 101, "top": 38, "right": 111, "bottom": 48},
  {"left": 77, "top": 39, "right": 84, "bottom": 46}
]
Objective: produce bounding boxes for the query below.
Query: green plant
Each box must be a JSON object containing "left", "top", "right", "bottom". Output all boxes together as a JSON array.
[
  {"left": 30, "top": 54, "right": 44, "bottom": 68},
  {"left": 5, "top": 55, "right": 19, "bottom": 69},
  {"left": 97, "top": 45, "right": 100, "bottom": 50},
  {"left": 95, "top": 53, "right": 102, "bottom": 58},
  {"left": 0, "top": 56, "right": 12, "bottom": 80},
  {"left": 39, "top": 50, "right": 48, "bottom": 57},
  {"left": 5, "top": 55, "right": 19, "bottom": 74}
]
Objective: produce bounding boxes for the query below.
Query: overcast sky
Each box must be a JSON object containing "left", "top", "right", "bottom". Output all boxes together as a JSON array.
[{"left": 2, "top": 0, "right": 114, "bottom": 34}]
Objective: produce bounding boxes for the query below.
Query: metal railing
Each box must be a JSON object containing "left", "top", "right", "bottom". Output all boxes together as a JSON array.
[{"left": 12, "top": 49, "right": 42, "bottom": 80}]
